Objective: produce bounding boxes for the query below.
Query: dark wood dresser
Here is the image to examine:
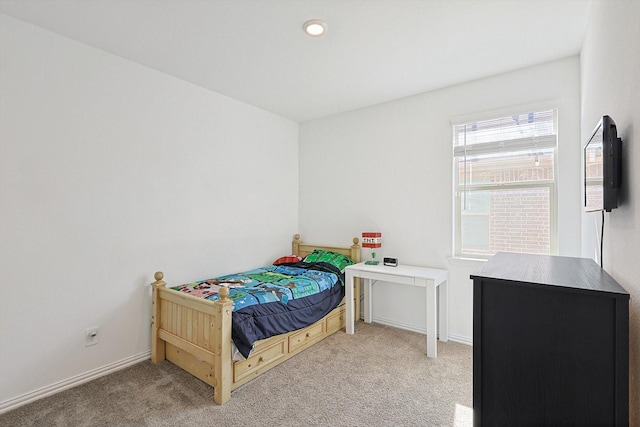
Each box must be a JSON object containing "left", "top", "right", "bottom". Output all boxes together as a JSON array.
[{"left": 471, "top": 253, "right": 629, "bottom": 426}]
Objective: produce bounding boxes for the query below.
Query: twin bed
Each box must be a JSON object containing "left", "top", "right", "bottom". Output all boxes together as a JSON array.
[{"left": 150, "top": 234, "right": 361, "bottom": 404}]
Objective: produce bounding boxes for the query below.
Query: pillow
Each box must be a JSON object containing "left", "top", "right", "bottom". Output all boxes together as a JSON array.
[
  {"left": 273, "top": 255, "right": 302, "bottom": 265},
  {"left": 303, "top": 249, "right": 355, "bottom": 272}
]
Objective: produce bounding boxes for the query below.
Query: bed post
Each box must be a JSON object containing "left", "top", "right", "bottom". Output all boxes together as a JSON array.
[
  {"left": 351, "top": 237, "right": 360, "bottom": 263},
  {"left": 350, "top": 237, "right": 362, "bottom": 321},
  {"left": 150, "top": 272, "right": 166, "bottom": 363},
  {"left": 213, "top": 287, "right": 233, "bottom": 404},
  {"left": 292, "top": 233, "right": 301, "bottom": 255}
]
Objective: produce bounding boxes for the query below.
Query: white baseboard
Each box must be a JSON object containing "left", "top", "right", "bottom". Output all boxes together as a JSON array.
[
  {"left": 371, "top": 316, "right": 428, "bottom": 335},
  {"left": 0, "top": 351, "right": 151, "bottom": 415},
  {"left": 370, "top": 316, "right": 473, "bottom": 346},
  {"left": 447, "top": 333, "right": 473, "bottom": 346}
]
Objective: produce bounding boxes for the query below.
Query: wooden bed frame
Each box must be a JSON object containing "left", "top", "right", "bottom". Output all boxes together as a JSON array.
[{"left": 150, "top": 234, "right": 360, "bottom": 404}]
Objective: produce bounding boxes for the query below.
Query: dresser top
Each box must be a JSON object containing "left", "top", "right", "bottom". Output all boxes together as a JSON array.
[{"left": 471, "top": 252, "right": 629, "bottom": 297}]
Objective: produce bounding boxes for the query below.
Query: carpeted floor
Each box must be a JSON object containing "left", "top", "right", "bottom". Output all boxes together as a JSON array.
[{"left": 0, "top": 322, "right": 473, "bottom": 426}]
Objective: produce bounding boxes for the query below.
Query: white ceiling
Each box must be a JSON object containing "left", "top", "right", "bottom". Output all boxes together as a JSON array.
[{"left": 0, "top": 0, "right": 592, "bottom": 122}]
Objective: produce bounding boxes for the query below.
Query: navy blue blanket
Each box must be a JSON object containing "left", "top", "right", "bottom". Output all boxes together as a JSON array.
[{"left": 232, "top": 262, "right": 345, "bottom": 357}]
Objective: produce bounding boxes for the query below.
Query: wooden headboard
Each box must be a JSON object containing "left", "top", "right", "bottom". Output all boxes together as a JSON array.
[{"left": 292, "top": 234, "right": 360, "bottom": 263}]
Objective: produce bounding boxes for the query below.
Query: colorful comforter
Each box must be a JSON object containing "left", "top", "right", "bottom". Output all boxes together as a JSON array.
[{"left": 171, "top": 260, "right": 347, "bottom": 358}]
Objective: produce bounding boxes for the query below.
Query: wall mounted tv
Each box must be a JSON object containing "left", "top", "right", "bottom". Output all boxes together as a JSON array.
[{"left": 584, "top": 115, "right": 622, "bottom": 212}]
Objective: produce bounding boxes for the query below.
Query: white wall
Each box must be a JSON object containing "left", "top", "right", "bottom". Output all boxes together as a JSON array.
[
  {"left": 299, "top": 56, "right": 581, "bottom": 344},
  {"left": 580, "top": 1, "right": 640, "bottom": 423},
  {"left": 0, "top": 15, "right": 298, "bottom": 410}
]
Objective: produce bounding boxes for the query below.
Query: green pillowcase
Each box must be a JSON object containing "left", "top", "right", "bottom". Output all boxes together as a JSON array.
[{"left": 303, "top": 249, "right": 355, "bottom": 272}]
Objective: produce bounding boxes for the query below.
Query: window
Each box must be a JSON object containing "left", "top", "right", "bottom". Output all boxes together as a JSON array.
[{"left": 453, "top": 108, "right": 558, "bottom": 258}]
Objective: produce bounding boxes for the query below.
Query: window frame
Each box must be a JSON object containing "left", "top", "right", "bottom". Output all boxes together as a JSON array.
[{"left": 451, "top": 106, "right": 559, "bottom": 260}]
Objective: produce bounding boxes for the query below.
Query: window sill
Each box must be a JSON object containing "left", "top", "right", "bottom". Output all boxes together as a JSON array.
[{"left": 447, "top": 256, "right": 488, "bottom": 266}]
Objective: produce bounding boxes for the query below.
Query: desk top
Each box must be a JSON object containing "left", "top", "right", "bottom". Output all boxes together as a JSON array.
[{"left": 346, "top": 262, "right": 448, "bottom": 281}]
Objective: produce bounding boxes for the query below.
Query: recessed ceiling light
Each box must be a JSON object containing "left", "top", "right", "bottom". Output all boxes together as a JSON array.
[{"left": 303, "top": 19, "right": 327, "bottom": 37}]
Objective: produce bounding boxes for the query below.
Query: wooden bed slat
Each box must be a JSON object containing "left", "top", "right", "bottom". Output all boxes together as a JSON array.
[
  {"left": 166, "top": 343, "right": 216, "bottom": 388},
  {"left": 158, "top": 329, "right": 216, "bottom": 365},
  {"left": 158, "top": 286, "right": 216, "bottom": 314}
]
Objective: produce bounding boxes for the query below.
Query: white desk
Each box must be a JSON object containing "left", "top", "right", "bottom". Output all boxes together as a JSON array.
[{"left": 344, "top": 262, "right": 448, "bottom": 358}]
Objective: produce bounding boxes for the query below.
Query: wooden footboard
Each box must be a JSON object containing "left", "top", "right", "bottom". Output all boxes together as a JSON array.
[
  {"left": 150, "top": 234, "right": 360, "bottom": 404},
  {"left": 151, "top": 272, "right": 233, "bottom": 403}
]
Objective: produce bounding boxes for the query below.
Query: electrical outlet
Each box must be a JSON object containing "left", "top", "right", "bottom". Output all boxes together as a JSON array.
[{"left": 85, "top": 327, "right": 99, "bottom": 347}]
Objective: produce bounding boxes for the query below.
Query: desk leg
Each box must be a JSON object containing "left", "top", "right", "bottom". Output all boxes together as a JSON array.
[
  {"left": 426, "top": 280, "right": 437, "bottom": 358},
  {"left": 438, "top": 280, "right": 448, "bottom": 342},
  {"left": 354, "top": 278, "right": 361, "bottom": 321},
  {"left": 363, "top": 278, "right": 373, "bottom": 323},
  {"left": 345, "top": 270, "right": 355, "bottom": 334}
]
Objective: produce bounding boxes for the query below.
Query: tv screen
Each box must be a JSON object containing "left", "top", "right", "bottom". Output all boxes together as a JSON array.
[{"left": 584, "top": 115, "right": 622, "bottom": 212}]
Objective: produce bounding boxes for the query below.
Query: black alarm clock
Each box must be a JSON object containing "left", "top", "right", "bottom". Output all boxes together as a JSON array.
[{"left": 383, "top": 257, "right": 398, "bottom": 267}]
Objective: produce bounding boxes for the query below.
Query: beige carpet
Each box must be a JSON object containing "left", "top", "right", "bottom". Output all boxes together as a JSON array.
[{"left": 0, "top": 322, "right": 473, "bottom": 426}]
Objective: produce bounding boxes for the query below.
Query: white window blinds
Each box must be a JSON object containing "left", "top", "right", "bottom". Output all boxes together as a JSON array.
[{"left": 453, "top": 110, "right": 557, "bottom": 158}]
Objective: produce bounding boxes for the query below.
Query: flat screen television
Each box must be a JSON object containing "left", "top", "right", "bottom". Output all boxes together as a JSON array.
[{"left": 584, "top": 115, "right": 622, "bottom": 212}]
